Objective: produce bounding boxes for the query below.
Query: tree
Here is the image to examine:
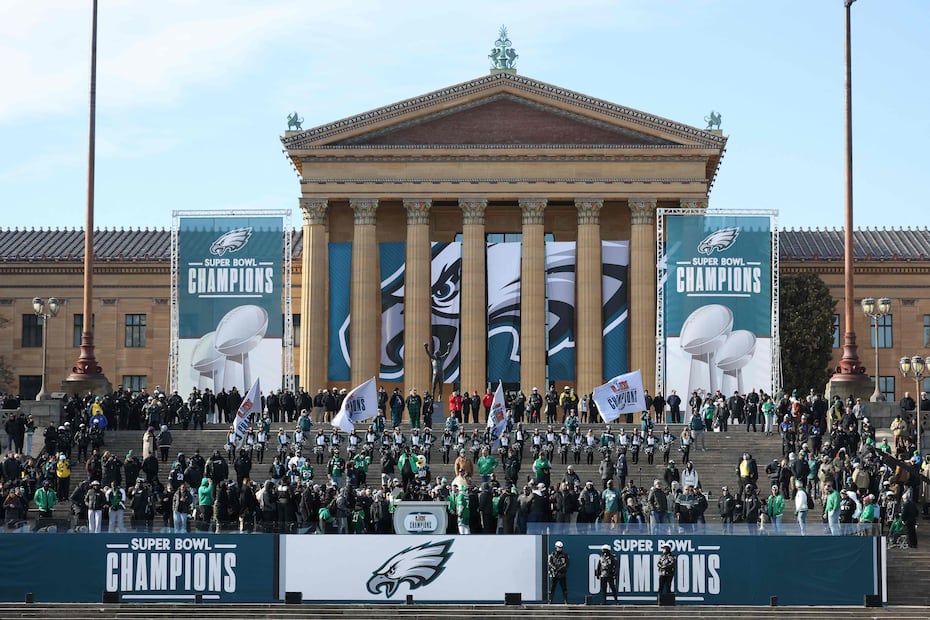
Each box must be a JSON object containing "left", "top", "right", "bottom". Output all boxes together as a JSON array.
[
  {"left": 779, "top": 273, "right": 835, "bottom": 394},
  {"left": 0, "top": 356, "right": 13, "bottom": 394}
]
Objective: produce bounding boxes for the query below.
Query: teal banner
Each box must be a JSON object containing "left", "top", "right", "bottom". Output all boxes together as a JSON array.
[
  {"left": 663, "top": 215, "right": 772, "bottom": 397},
  {"left": 602, "top": 241, "right": 630, "bottom": 381},
  {"left": 328, "top": 242, "right": 352, "bottom": 382},
  {"left": 552, "top": 534, "right": 876, "bottom": 605},
  {"left": 177, "top": 216, "right": 283, "bottom": 396},
  {"left": 0, "top": 534, "right": 276, "bottom": 602},
  {"left": 380, "top": 242, "right": 406, "bottom": 381}
]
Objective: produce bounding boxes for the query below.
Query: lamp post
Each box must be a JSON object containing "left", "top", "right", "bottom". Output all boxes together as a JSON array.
[
  {"left": 899, "top": 355, "right": 925, "bottom": 454},
  {"left": 33, "top": 297, "right": 61, "bottom": 401},
  {"left": 861, "top": 297, "right": 891, "bottom": 402}
]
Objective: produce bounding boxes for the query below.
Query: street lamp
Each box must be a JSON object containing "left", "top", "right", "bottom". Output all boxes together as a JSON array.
[
  {"left": 32, "top": 297, "right": 61, "bottom": 401},
  {"left": 861, "top": 296, "right": 891, "bottom": 402},
  {"left": 900, "top": 355, "right": 925, "bottom": 454}
]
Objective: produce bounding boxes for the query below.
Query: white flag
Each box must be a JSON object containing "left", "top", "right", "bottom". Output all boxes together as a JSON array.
[
  {"left": 592, "top": 370, "right": 647, "bottom": 423},
  {"left": 232, "top": 379, "right": 260, "bottom": 448},
  {"left": 331, "top": 377, "right": 378, "bottom": 434},
  {"left": 486, "top": 380, "right": 507, "bottom": 450}
]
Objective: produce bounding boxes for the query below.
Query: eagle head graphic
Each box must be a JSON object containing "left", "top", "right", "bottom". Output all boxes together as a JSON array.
[
  {"left": 210, "top": 227, "right": 253, "bottom": 256},
  {"left": 366, "top": 539, "right": 453, "bottom": 598},
  {"left": 697, "top": 227, "right": 739, "bottom": 255}
]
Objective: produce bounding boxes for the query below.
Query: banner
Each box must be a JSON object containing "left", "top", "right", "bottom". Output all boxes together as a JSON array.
[
  {"left": 328, "top": 242, "right": 352, "bottom": 382},
  {"left": 487, "top": 242, "right": 521, "bottom": 384},
  {"left": 232, "top": 379, "right": 260, "bottom": 448},
  {"left": 486, "top": 380, "right": 507, "bottom": 450},
  {"left": 282, "top": 535, "right": 541, "bottom": 602},
  {"left": 0, "top": 534, "right": 275, "bottom": 602},
  {"left": 430, "top": 242, "right": 462, "bottom": 385},
  {"left": 592, "top": 370, "right": 646, "bottom": 423},
  {"left": 602, "top": 241, "right": 630, "bottom": 380},
  {"left": 380, "top": 242, "right": 406, "bottom": 381},
  {"left": 556, "top": 534, "right": 877, "bottom": 605},
  {"left": 177, "top": 216, "right": 283, "bottom": 397},
  {"left": 332, "top": 377, "right": 378, "bottom": 433},
  {"left": 545, "top": 242, "right": 576, "bottom": 382},
  {"left": 663, "top": 215, "right": 773, "bottom": 397}
]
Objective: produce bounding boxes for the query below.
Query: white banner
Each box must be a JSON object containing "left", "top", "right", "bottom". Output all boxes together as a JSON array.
[
  {"left": 486, "top": 380, "right": 507, "bottom": 450},
  {"left": 232, "top": 379, "right": 260, "bottom": 448},
  {"left": 331, "top": 377, "right": 378, "bottom": 433},
  {"left": 592, "top": 370, "right": 646, "bottom": 423},
  {"left": 282, "top": 535, "right": 541, "bottom": 601}
]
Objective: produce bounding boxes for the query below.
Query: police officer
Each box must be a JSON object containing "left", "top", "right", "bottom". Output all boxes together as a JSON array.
[
  {"left": 657, "top": 544, "right": 676, "bottom": 595},
  {"left": 595, "top": 544, "right": 618, "bottom": 604},
  {"left": 547, "top": 540, "right": 570, "bottom": 604}
]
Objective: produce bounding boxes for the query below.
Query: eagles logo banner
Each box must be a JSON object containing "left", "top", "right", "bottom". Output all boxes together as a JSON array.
[
  {"left": 177, "top": 215, "right": 283, "bottom": 397},
  {"left": 662, "top": 214, "right": 773, "bottom": 397}
]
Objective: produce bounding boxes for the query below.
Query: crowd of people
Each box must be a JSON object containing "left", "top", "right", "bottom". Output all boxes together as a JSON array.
[{"left": 0, "top": 383, "right": 927, "bottom": 545}]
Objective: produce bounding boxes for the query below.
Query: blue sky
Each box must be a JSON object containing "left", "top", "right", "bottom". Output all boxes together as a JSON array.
[{"left": 1, "top": 0, "right": 927, "bottom": 232}]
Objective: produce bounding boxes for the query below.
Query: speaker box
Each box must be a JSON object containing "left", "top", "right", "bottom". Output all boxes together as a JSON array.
[
  {"left": 658, "top": 592, "right": 676, "bottom": 606},
  {"left": 285, "top": 591, "right": 303, "bottom": 605},
  {"left": 405, "top": 594, "right": 414, "bottom": 605},
  {"left": 504, "top": 592, "right": 522, "bottom": 605},
  {"left": 770, "top": 595, "right": 778, "bottom": 607},
  {"left": 584, "top": 595, "right": 596, "bottom": 606},
  {"left": 864, "top": 594, "right": 882, "bottom": 608},
  {"left": 194, "top": 594, "right": 203, "bottom": 604},
  {"left": 102, "top": 591, "right": 120, "bottom": 604},
  {"left": 24, "top": 593, "right": 34, "bottom": 604}
]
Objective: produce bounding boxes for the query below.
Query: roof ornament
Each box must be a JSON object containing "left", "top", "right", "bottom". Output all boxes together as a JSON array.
[
  {"left": 286, "top": 112, "right": 304, "bottom": 131},
  {"left": 704, "top": 110, "right": 722, "bottom": 131},
  {"left": 489, "top": 25, "right": 518, "bottom": 74}
]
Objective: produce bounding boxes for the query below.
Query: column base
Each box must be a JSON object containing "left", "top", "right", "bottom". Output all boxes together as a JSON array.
[{"left": 825, "top": 373, "right": 874, "bottom": 403}]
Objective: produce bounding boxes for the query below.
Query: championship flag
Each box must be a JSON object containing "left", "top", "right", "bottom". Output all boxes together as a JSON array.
[
  {"left": 592, "top": 370, "right": 647, "bottom": 423},
  {"left": 332, "top": 377, "right": 378, "bottom": 433},
  {"left": 232, "top": 379, "right": 260, "bottom": 448},
  {"left": 487, "top": 380, "right": 507, "bottom": 450}
]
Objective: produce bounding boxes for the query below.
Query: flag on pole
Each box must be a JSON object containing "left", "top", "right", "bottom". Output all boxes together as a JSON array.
[
  {"left": 486, "top": 380, "right": 507, "bottom": 450},
  {"left": 331, "top": 377, "right": 378, "bottom": 434},
  {"left": 232, "top": 378, "right": 260, "bottom": 448},
  {"left": 591, "top": 370, "right": 647, "bottom": 423}
]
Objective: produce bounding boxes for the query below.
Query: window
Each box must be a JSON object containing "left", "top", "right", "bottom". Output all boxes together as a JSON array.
[
  {"left": 125, "top": 314, "right": 147, "bottom": 348},
  {"left": 832, "top": 314, "right": 840, "bottom": 349},
  {"left": 870, "top": 314, "right": 893, "bottom": 349},
  {"left": 73, "top": 314, "right": 95, "bottom": 347},
  {"left": 22, "top": 314, "right": 41, "bottom": 348},
  {"left": 122, "top": 375, "right": 147, "bottom": 393},
  {"left": 19, "top": 376, "right": 41, "bottom": 400},
  {"left": 291, "top": 313, "right": 301, "bottom": 348},
  {"left": 924, "top": 314, "right": 930, "bottom": 348},
  {"left": 878, "top": 376, "right": 895, "bottom": 402}
]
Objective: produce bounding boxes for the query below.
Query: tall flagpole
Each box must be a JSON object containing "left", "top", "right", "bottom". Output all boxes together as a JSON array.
[{"left": 64, "top": 0, "right": 112, "bottom": 395}]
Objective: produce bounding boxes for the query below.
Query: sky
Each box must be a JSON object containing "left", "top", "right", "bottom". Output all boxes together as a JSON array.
[{"left": 1, "top": 0, "right": 927, "bottom": 233}]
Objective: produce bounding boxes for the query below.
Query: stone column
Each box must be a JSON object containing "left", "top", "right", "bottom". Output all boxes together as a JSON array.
[
  {"left": 629, "top": 198, "right": 658, "bottom": 393},
  {"left": 299, "top": 198, "right": 328, "bottom": 393},
  {"left": 404, "top": 199, "right": 432, "bottom": 399},
  {"left": 519, "top": 199, "right": 547, "bottom": 393},
  {"left": 575, "top": 199, "right": 603, "bottom": 395},
  {"left": 350, "top": 199, "right": 379, "bottom": 386},
  {"left": 459, "top": 198, "right": 488, "bottom": 393}
]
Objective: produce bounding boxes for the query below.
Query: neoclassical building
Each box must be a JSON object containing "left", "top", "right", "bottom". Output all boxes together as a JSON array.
[{"left": 282, "top": 70, "right": 726, "bottom": 398}]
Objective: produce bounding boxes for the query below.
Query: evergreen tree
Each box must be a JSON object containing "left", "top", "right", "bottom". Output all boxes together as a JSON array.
[{"left": 779, "top": 273, "right": 835, "bottom": 394}]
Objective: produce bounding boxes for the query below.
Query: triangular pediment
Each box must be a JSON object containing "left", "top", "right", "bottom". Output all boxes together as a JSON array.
[
  {"left": 282, "top": 72, "right": 726, "bottom": 151},
  {"left": 331, "top": 94, "right": 675, "bottom": 147}
]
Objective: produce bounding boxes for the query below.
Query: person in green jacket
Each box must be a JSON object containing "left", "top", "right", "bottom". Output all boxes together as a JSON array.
[
  {"left": 33, "top": 480, "right": 57, "bottom": 517},
  {"left": 455, "top": 485, "right": 470, "bottom": 534},
  {"left": 406, "top": 389, "right": 423, "bottom": 429},
  {"left": 765, "top": 485, "right": 785, "bottom": 532},
  {"left": 198, "top": 478, "right": 215, "bottom": 523},
  {"left": 477, "top": 448, "right": 498, "bottom": 483},
  {"left": 533, "top": 454, "right": 551, "bottom": 488},
  {"left": 823, "top": 483, "right": 840, "bottom": 535}
]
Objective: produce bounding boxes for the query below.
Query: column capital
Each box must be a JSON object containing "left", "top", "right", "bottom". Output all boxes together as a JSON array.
[
  {"left": 459, "top": 198, "right": 488, "bottom": 225},
  {"left": 300, "top": 198, "right": 328, "bottom": 225},
  {"left": 403, "top": 199, "right": 432, "bottom": 225},
  {"left": 679, "top": 198, "right": 708, "bottom": 210},
  {"left": 629, "top": 198, "right": 658, "bottom": 225},
  {"left": 350, "top": 199, "right": 379, "bottom": 225},
  {"left": 519, "top": 198, "right": 547, "bottom": 225},
  {"left": 575, "top": 198, "right": 603, "bottom": 225}
]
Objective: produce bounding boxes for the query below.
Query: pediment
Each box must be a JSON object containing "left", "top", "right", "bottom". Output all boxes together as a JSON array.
[
  {"left": 283, "top": 72, "right": 725, "bottom": 151},
  {"left": 333, "top": 94, "right": 675, "bottom": 147}
]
